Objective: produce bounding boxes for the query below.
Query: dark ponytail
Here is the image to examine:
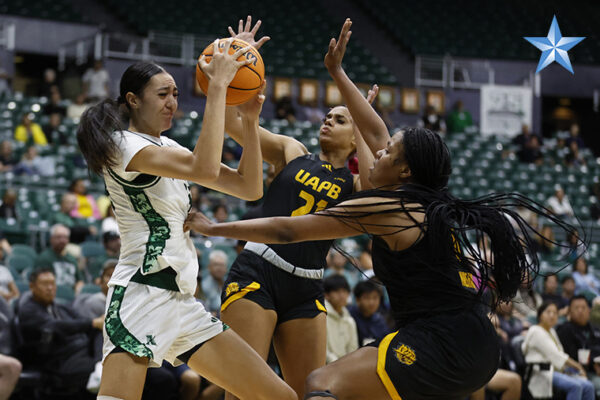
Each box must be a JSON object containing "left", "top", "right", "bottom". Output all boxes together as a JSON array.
[
  {"left": 324, "top": 127, "right": 586, "bottom": 311},
  {"left": 77, "top": 99, "right": 125, "bottom": 175},
  {"left": 77, "top": 62, "right": 165, "bottom": 175}
]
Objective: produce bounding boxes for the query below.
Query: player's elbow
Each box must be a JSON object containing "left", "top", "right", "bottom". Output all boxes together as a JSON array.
[
  {"left": 239, "top": 186, "right": 263, "bottom": 202},
  {"left": 273, "top": 222, "right": 298, "bottom": 244},
  {"left": 194, "top": 166, "right": 220, "bottom": 182}
]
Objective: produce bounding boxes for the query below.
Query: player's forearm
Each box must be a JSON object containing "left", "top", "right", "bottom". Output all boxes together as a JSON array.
[
  {"left": 328, "top": 67, "right": 389, "bottom": 153},
  {"left": 355, "top": 128, "right": 375, "bottom": 190},
  {"left": 233, "top": 115, "right": 264, "bottom": 200},
  {"left": 192, "top": 83, "right": 228, "bottom": 180}
]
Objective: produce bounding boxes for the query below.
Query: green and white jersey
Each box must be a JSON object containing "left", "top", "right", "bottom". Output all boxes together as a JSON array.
[{"left": 104, "top": 130, "right": 197, "bottom": 294}]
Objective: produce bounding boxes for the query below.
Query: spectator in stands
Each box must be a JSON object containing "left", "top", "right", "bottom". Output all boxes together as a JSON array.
[
  {"left": 446, "top": 100, "right": 473, "bottom": 134},
  {"left": 567, "top": 123, "right": 585, "bottom": 149},
  {"left": 0, "top": 189, "right": 18, "bottom": 220},
  {"left": 39, "top": 68, "right": 58, "bottom": 99},
  {"left": 42, "top": 90, "right": 67, "bottom": 117},
  {"left": 563, "top": 275, "right": 577, "bottom": 303},
  {"left": 51, "top": 193, "right": 95, "bottom": 248},
  {"left": 324, "top": 275, "right": 358, "bottom": 363},
  {"left": 565, "top": 141, "right": 586, "bottom": 168},
  {"left": 357, "top": 239, "right": 373, "bottom": 279},
  {"left": 201, "top": 249, "right": 228, "bottom": 315},
  {"left": 74, "top": 259, "right": 116, "bottom": 320},
  {"left": 14, "top": 113, "right": 48, "bottom": 146},
  {"left": 522, "top": 301, "right": 594, "bottom": 399},
  {"left": 418, "top": 105, "right": 446, "bottom": 135},
  {"left": 512, "top": 123, "right": 542, "bottom": 147},
  {"left": 0, "top": 233, "right": 10, "bottom": 260},
  {"left": 212, "top": 204, "right": 229, "bottom": 223},
  {"left": 274, "top": 96, "right": 296, "bottom": 123},
  {"left": 0, "top": 247, "right": 18, "bottom": 302},
  {"left": 0, "top": 141, "right": 16, "bottom": 173},
  {"left": 67, "top": 93, "right": 89, "bottom": 120},
  {"left": 18, "top": 268, "right": 103, "bottom": 391},
  {"left": 496, "top": 300, "right": 527, "bottom": 340},
  {"left": 35, "top": 224, "right": 84, "bottom": 293},
  {"left": 516, "top": 135, "right": 544, "bottom": 164},
  {"left": 42, "top": 112, "right": 68, "bottom": 145},
  {"left": 348, "top": 280, "right": 390, "bottom": 346},
  {"left": 68, "top": 178, "right": 101, "bottom": 220},
  {"left": 87, "top": 231, "right": 120, "bottom": 280},
  {"left": 0, "top": 61, "right": 11, "bottom": 99},
  {"left": 562, "top": 230, "right": 583, "bottom": 264},
  {"left": 513, "top": 282, "right": 543, "bottom": 320},
  {"left": 82, "top": 60, "right": 110, "bottom": 103},
  {"left": 324, "top": 249, "right": 359, "bottom": 290},
  {"left": 101, "top": 204, "right": 119, "bottom": 235},
  {"left": 573, "top": 258, "right": 600, "bottom": 297},
  {"left": 557, "top": 295, "right": 600, "bottom": 394},
  {"left": 542, "top": 274, "right": 569, "bottom": 316},
  {"left": 14, "top": 145, "right": 46, "bottom": 176},
  {"left": 534, "top": 224, "right": 557, "bottom": 255},
  {"left": 590, "top": 297, "right": 600, "bottom": 330},
  {"left": 547, "top": 187, "right": 575, "bottom": 220}
]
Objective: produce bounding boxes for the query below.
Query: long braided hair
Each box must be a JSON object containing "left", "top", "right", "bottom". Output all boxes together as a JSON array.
[{"left": 325, "top": 127, "right": 585, "bottom": 310}]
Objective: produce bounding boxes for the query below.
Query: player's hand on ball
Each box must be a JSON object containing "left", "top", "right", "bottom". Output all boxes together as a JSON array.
[
  {"left": 198, "top": 38, "right": 252, "bottom": 87},
  {"left": 184, "top": 211, "right": 213, "bottom": 235},
  {"left": 228, "top": 15, "right": 271, "bottom": 50},
  {"left": 237, "top": 80, "right": 267, "bottom": 119},
  {"left": 366, "top": 84, "right": 379, "bottom": 105},
  {"left": 325, "top": 18, "right": 352, "bottom": 72}
]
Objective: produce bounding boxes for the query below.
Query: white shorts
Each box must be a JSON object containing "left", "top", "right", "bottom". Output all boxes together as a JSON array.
[{"left": 102, "top": 282, "right": 226, "bottom": 367}]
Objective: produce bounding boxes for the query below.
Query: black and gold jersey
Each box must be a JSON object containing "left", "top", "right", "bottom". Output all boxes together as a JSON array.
[{"left": 257, "top": 153, "right": 354, "bottom": 269}]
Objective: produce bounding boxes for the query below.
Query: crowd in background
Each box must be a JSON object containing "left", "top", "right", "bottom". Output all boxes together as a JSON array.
[{"left": 0, "top": 61, "right": 598, "bottom": 399}]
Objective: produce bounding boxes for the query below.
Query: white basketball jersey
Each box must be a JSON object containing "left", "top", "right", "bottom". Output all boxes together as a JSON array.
[{"left": 104, "top": 130, "right": 197, "bottom": 295}]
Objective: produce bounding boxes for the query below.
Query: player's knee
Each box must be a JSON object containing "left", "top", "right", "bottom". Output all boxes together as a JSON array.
[
  {"left": 180, "top": 369, "right": 201, "bottom": 390},
  {"left": 305, "top": 367, "right": 333, "bottom": 393},
  {"left": 508, "top": 371, "right": 522, "bottom": 391}
]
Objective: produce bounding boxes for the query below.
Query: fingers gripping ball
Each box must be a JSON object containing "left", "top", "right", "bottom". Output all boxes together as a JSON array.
[{"left": 196, "top": 38, "right": 265, "bottom": 106}]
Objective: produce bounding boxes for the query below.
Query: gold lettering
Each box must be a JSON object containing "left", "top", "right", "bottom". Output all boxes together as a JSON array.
[
  {"left": 305, "top": 176, "right": 320, "bottom": 190},
  {"left": 295, "top": 169, "right": 309, "bottom": 183},
  {"left": 317, "top": 181, "right": 332, "bottom": 193},
  {"left": 327, "top": 184, "right": 342, "bottom": 199}
]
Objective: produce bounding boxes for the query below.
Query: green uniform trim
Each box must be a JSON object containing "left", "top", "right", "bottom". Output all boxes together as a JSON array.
[
  {"left": 108, "top": 168, "right": 171, "bottom": 274},
  {"left": 130, "top": 267, "right": 179, "bottom": 292},
  {"left": 107, "top": 167, "right": 161, "bottom": 189},
  {"left": 105, "top": 285, "right": 154, "bottom": 359}
]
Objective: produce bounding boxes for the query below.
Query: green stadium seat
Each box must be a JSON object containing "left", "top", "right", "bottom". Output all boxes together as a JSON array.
[{"left": 8, "top": 255, "right": 34, "bottom": 274}]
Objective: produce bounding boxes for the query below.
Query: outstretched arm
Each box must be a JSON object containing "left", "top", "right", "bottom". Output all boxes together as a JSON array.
[
  {"left": 325, "top": 19, "right": 390, "bottom": 155},
  {"left": 354, "top": 85, "right": 380, "bottom": 191},
  {"left": 185, "top": 197, "right": 422, "bottom": 246},
  {"left": 224, "top": 16, "right": 307, "bottom": 170}
]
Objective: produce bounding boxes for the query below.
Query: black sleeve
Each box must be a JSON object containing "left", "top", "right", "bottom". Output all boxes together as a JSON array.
[
  {"left": 556, "top": 323, "right": 578, "bottom": 360},
  {"left": 19, "top": 301, "right": 92, "bottom": 338}
]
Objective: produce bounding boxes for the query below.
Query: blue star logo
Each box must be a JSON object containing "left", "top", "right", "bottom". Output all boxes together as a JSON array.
[{"left": 524, "top": 15, "right": 585, "bottom": 74}]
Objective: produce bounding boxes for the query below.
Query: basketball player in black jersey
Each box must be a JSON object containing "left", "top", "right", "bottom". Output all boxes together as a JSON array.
[
  {"left": 212, "top": 17, "right": 372, "bottom": 400},
  {"left": 185, "top": 19, "right": 584, "bottom": 400}
]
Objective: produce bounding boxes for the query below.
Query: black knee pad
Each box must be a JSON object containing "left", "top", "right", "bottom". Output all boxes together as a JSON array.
[{"left": 304, "top": 390, "right": 338, "bottom": 399}]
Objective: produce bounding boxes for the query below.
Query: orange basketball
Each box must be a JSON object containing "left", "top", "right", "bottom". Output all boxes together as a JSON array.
[{"left": 196, "top": 38, "right": 265, "bottom": 106}]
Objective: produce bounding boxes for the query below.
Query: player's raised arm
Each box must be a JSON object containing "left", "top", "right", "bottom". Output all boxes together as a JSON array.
[
  {"left": 324, "top": 19, "right": 389, "bottom": 155},
  {"left": 223, "top": 16, "right": 308, "bottom": 171}
]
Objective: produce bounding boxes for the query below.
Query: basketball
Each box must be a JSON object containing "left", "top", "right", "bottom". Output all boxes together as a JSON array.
[{"left": 196, "top": 38, "right": 265, "bottom": 106}]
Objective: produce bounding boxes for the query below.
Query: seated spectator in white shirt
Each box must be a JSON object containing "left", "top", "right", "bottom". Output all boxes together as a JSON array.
[
  {"left": 82, "top": 60, "right": 110, "bottom": 103},
  {"left": 324, "top": 275, "right": 358, "bottom": 363},
  {"left": 522, "top": 302, "right": 594, "bottom": 399},
  {"left": 547, "top": 187, "right": 575, "bottom": 219}
]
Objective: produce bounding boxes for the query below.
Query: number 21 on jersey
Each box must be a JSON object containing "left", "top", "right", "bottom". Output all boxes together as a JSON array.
[{"left": 291, "top": 190, "right": 328, "bottom": 216}]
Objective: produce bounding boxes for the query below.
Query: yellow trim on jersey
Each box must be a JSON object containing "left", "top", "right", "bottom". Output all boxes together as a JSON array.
[
  {"left": 377, "top": 332, "right": 403, "bottom": 400},
  {"left": 459, "top": 271, "right": 476, "bottom": 289},
  {"left": 315, "top": 299, "right": 327, "bottom": 313},
  {"left": 220, "top": 282, "right": 261, "bottom": 312}
]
